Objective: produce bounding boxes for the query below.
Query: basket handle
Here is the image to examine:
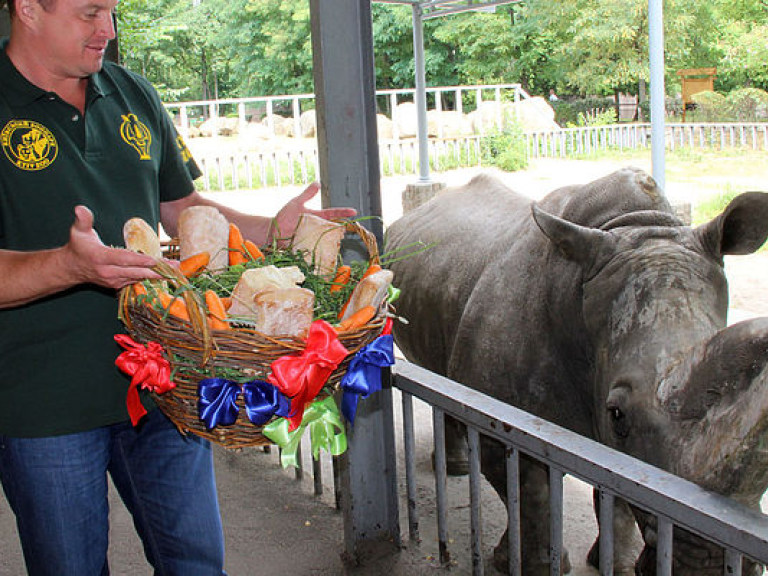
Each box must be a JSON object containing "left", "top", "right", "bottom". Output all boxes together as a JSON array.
[{"left": 342, "top": 219, "right": 380, "bottom": 266}]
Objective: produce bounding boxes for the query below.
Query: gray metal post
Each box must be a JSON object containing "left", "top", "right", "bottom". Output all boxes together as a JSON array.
[
  {"left": 648, "top": 0, "right": 666, "bottom": 190},
  {"left": 309, "top": 0, "right": 400, "bottom": 559},
  {"left": 412, "top": 3, "right": 431, "bottom": 183}
]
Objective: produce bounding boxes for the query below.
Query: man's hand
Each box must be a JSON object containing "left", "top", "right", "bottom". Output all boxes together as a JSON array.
[
  {"left": 63, "top": 205, "right": 162, "bottom": 290},
  {"left": 270, "top": 182, "right": 357, "bottom": 242}
]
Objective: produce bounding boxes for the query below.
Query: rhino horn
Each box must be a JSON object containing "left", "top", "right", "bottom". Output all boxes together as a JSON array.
[
  {"left": 531, "top": 203, "right": 615, "bottom": 271},
  {"left": 695, "top": 192, "right": 768, "bottom": 258},
  {"left": 661, "top": 317, "right": 768, "bottom": 500}
]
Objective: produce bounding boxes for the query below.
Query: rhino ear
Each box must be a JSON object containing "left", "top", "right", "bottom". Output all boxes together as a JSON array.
[
  {"left": 531, "top": 203, "right": 613, "bottom": 267},
  {"left": 696, "top": 192, "right": 768, "bottom": 258}
]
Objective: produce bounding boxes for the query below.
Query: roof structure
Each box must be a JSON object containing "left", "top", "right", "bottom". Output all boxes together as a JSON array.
[{"left": 374, "top": 0, "right": 521, "bottom": 19}]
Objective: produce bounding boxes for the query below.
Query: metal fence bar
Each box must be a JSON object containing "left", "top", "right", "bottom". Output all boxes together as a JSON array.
[
  {"left": 401, "top": 391, "right": 420, "bottom": 542},
  {"left": 549, "top": 467, "right": 564, "bottom": 576},
  {"left": 657, "top": 515, "right": 673, "bottom": 575},
  {"left": 468, "top": 426, "right": 484, "bottom": 575},
  {"left": 506, "top": 447, "right": 522, "bottom": 576},
  {"left": 598, "top": 490, "right": 615, "bottom": 575},
  {"left": 432, "top": 407, "right": 451, "bottom": 566}
]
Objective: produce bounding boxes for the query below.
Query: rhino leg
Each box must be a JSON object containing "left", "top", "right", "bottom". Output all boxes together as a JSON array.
[
  {"left": 443, "top": 416, "right": 469, "bottom": 476},
  {"left": 586, "top": 495, "right": 642, "bottom": 575},
  {"left": 480, "top": 436, "right": 572, "bottom": 575}
]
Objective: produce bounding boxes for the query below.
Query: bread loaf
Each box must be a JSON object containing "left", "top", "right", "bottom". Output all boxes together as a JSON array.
[
  {"left": 123, "top": 217, "right": 162, "bottom": 259},
  {"left": 251, "top": 287, "right": 315, "bottom": 339},
  {"left": 228, "top": 265, "right": 305, "bottom": 318},
  {"left": 178, "top": 206, "right": 229, "bottom": 271},
  {"left": 341, "top": 268, "right": 393, "bottom": 321},
  {"left": 291, "top": 214, "right": 345, "bottom": 279}
]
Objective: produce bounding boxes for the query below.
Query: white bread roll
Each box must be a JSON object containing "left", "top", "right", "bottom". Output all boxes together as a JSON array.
[
  {"left": 252, "top": 287, "right": 315, "bottom": 339},
  {"left": 291, "top": 214, "right": 345, "bottom": 279},
  {"left": 228, "top": 265, "right": 305, "bottom": 318},
  {"left": 341, "top": 268, "right": 393, "bottom": 321},
  {"left": 123, "top": 217, "right": 162, "bottom": 259},
  {"left": 178, "top": 206, "right": 229, "bottom": 271}
]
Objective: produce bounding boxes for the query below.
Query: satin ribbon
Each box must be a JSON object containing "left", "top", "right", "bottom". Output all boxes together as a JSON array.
[
  {"left": 114, "top": 334, "right": 175, "bottom": 426},
  {"left": 340, "top": 325, "right": 395, "bottom": 425},
  {"left": 197, "top": 378, "right": 291, "bottom": 429},
  {"left": 268, "top": 320, "right": 348, "bottom": 430},
  {"left": 262, "top": 396, "right": 347, "bottom": 468}
]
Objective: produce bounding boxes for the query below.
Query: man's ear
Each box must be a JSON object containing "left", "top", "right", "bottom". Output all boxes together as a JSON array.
[{"left": 15, "top": 0, "right": 41, "bottom": 24}]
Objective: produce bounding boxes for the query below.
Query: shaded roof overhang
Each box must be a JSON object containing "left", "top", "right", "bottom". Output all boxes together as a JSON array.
[{"left": 374, "top": 0, "right": 521, "bottom": 19}]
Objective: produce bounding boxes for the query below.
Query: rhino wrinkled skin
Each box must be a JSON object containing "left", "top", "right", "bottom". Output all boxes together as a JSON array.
[{"left": 385, "top": 168, "right": 768, "bottom": 575}]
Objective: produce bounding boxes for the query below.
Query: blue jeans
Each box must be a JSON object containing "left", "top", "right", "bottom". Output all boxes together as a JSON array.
[{"left": 0, "top": 409, "right": 225, "bottom": 576}]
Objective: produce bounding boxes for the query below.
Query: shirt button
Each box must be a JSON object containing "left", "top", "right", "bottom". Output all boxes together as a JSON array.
[{"left": 72, "top": 114, "right": 80, "bottom": 122}]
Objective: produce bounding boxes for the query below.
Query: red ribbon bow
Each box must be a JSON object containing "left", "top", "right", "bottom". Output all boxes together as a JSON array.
[
  {"left": 115, "top": 334, "right": 175, "bottom": 426},
  {"left": 268, "top": 320, "right": 349, "bottom": 430}
]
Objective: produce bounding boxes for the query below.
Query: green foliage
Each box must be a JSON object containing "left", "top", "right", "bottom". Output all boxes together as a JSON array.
[
  {"left": 116, "top": 0, "right": 768, "bottom": 106},
  {"left": 480, "top": 124, "right": 529, "bottom": 172},
  {"left": 725, "top": 88, "right": 768, "bottom": 121},
  {"left": 690, "top": 91, "right": 728, "bottom": 122}
]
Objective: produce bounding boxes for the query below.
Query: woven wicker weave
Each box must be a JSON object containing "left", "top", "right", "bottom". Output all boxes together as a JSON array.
[{"left": 118, "top": 221, "right": 386, "bottom": 449}]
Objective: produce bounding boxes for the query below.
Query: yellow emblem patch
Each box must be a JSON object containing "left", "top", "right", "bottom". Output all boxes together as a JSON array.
[
  {"left": 120, "top": 113, "right": 152, "bottom": 160},
  {"left": 1, "top": 120, "right": 59, "bottom": 171},
  {"left": 176, "top": 134, "right": 193, "bottom": 163}
]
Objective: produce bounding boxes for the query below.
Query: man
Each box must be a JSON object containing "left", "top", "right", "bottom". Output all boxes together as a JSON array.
[{"left": 0, "top": 1, "right": 355, "bottom": 574}]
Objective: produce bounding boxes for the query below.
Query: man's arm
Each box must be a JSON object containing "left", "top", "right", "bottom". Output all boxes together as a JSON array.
[
  {"left": 160, "top": 183, "right": 357, "bottom": 246},
  {"left": 0, "top": 206, "right": 161, "bottom": 309}
]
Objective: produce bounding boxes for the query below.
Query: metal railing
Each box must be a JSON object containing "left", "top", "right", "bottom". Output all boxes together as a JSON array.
[{"left": 391, "top": 359, "right": 768, "bottom": 576}]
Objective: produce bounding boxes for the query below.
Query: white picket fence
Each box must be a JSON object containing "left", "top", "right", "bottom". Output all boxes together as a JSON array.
[{"left": 190, "top": 121, "right": 767, "bottom": 192}]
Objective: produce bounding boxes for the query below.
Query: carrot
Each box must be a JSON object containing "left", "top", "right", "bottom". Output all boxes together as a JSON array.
[
  {"left": 179, "top": 252, "right": 210, "bottom": 276},
  {"left": 220, "top": 297, "right": 233, "bottom": 311},
  {"left": 228, "top": 224, "right": 247, "bottom": 266},
  {"left": 132, "top": 283, "right": 147, "bottom": 298},
  {"left": 243, "top": 240, "right": 264, "bottom": 261},
  {"left": 205, "top": 290, "right": 230, "bottom": 330},
  {"left": 361, "top": 263, "right": 382, "bottom": 280},
  {"left": 157, "top": 291, "right": 190, "bottom": 322},
  {"left": 330, "top": 265, "right": 351, "bottom": 293},
  {"left": 335, "top": 305, "right": 376, "bottom": 333}
]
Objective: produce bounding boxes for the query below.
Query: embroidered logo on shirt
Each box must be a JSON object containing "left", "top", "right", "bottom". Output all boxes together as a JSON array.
[
  {"left": 176, "top": 134, "right": 193, "bottom": 163},
  {"left": 119, "top": 113, "right": 152, "bottom": 160},
  {"left": 1, "top": 120, "right": 59, "bottom": 171}
]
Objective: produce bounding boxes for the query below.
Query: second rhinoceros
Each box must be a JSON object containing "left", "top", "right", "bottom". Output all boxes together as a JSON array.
[{"left": 386, "top": 168, "right": 768, "bottom": 575}]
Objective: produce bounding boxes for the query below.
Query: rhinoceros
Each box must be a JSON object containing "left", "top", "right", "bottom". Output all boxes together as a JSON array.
[{"left": 385, "top": 168, "right": 768, "bottom": 575}]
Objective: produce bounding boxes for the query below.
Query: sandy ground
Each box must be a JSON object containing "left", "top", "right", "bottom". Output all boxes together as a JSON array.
[{"left": 0, "top": 158, "right": 765, "bottom": 575}]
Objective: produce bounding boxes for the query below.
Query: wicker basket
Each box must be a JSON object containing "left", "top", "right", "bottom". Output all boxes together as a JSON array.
[{"left": 118, "top": 221, "right": 387, "bottom": 449}]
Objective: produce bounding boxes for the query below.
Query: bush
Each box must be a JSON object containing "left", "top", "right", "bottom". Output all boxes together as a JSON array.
[
  {"left": 690, "top": 91, "right": 728, "bottom": 122},
  {"left": 480, "top": 123, "right": 528, "bottom": 172},
  {"left": 551, "top": 97, "right": 617, "bottom": 126},
  {"left": 725, "top": 88, "right": 768, "bottom": 122}
]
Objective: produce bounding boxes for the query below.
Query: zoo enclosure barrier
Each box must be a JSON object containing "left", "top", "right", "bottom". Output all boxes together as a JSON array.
[
  {"left": 525, "top": 121, "right": 768, "bottom": 159},
  {"left": 166, "top": 83, "right": 526, "bottom": 141},
  {"left": 189, "top": 121, "right": 767, "bottom": 193},
  {"left": 385, "top": 360, "right": 768, "bottom": 576}
]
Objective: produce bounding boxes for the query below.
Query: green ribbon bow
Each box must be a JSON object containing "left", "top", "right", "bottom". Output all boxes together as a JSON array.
[{"left": 262, "top": 396, "right": 347, "bottom": 469}]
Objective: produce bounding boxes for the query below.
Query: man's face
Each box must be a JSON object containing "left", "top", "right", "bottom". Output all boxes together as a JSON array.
[{"left": 32, "top": 0, "right": 118, "bottom": 78}]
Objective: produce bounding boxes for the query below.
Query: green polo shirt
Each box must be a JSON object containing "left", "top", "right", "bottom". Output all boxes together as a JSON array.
[{"left": 0, "top": 40, "right": 201, "bottom": 437}]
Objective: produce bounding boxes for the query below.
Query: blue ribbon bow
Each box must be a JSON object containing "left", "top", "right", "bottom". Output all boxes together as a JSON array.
[
  {"left": 198, "top": 378, "right": 291, "bottom": 429},
  {"left": 340, "top": 334, "right": 395, "bottom": 425}
]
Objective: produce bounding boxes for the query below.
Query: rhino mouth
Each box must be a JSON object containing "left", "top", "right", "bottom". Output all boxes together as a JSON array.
[{"left": 633, "top": 513, "right": 763, "bottom": 575}]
